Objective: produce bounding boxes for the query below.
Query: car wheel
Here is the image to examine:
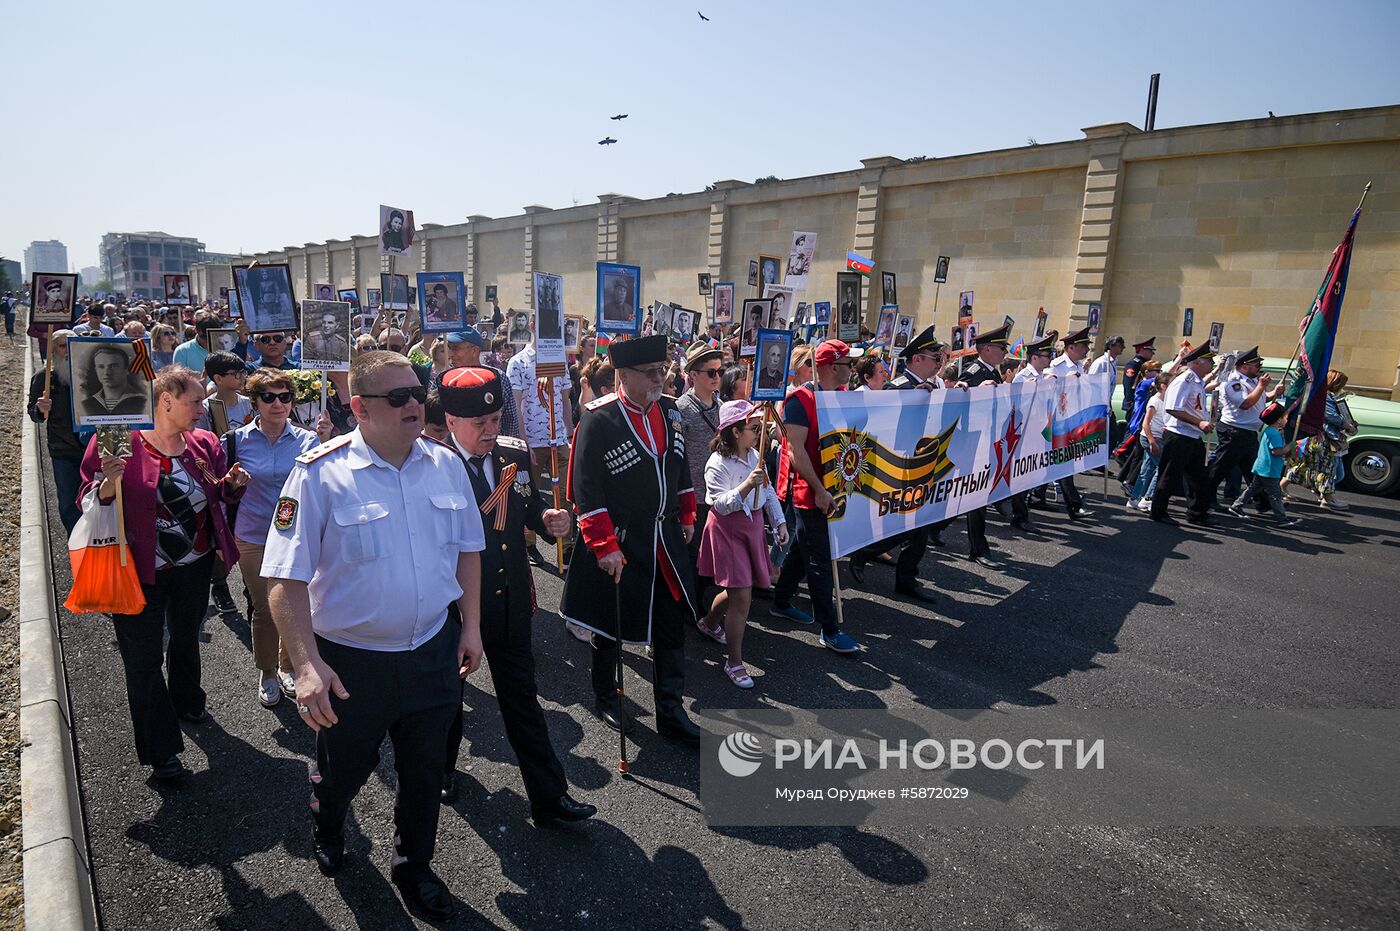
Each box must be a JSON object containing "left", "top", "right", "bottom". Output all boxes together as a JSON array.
[{"left": 1344, "top": 442, "right": 1400, "bottom": 496}]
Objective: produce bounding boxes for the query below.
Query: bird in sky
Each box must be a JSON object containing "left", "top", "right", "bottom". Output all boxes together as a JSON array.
[
  {"left": 610, "top": 114, "right": 628, "bottom": 120},
  {"left": 698, "top": 10, "right": 710, "bottom": 21},
  {"left": 599, "top": 137, "right": 617, "bottom": 145}
]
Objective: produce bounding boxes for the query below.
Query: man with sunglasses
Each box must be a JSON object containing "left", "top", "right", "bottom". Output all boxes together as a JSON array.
[
  {"left": 262, "top": 351, "right": 484, "bottom": 919},
  {"left": 560, "top": 334, "right": 704, "bottom": 746},
  {"left": 245, "top": 330, "right": 297, "bottom": 373},
  {"left": 677, "top": 340, "right": 725, "bottom": 594}
]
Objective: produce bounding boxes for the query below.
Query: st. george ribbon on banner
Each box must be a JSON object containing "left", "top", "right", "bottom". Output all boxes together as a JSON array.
[{"left": 815, "top": 373, "right": 1111, "bottom": 558}]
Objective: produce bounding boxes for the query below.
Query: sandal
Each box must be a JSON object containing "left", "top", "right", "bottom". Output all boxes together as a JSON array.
[
  {"left": 697, "top": 618, "right": 727, "bottom": 645},
  {"left": 724, "top": 662, "right": 754, "bottom": 689}
]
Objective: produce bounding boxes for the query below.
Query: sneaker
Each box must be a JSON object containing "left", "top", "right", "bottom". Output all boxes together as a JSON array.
[
  {"left": 696, "top": 618, "right": 727, "bottom": 645},
  {"left": 258, "top": 675, "right": 281, "bottom": 708},
  {"left": 1277, "top": 518, "right": 1303, "bottom": 528},
  {"left": 820, "top": 630, "right": 862, "bottom": 653},
  {"left": 1124, "top": 497, "right": 1139, "bottom": 511},
  {"left": 1136, "top": 499, "right": 1153, "bottom": 512},
  {"left": 724, "top": 662, "right": 754, "bottom": 689},
  {"left": 278, "top": 670, "right": 297, "bottom": 699},
  {"left": 1227, "top": 504, "right": 1247, "bottom": 518},
  {"left": 769, "top": 603, "right": 815, "bottom": 625}
]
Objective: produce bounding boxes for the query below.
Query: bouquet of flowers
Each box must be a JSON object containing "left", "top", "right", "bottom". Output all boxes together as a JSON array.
[{"left": 288, "top": 369, "right": 336, "bottom": 428}]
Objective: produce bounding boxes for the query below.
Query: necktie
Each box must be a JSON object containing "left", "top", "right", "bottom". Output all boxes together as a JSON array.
[{"left": 467, "top": 456, "right": 491, "bottom": 504}]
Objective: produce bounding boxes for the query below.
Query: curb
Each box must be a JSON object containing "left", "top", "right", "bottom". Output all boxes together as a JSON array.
[{"left": 18, "top": 343, "right": 100, "bottom": 930}]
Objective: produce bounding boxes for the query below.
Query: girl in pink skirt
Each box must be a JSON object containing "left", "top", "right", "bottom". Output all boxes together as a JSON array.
[{"left": 696, "top": 400, "right": 789, "bottom": 688}]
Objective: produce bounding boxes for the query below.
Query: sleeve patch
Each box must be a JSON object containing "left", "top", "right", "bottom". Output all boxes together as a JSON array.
[{"left": 273, "top": 497, "right": 298, "bottom": 530}]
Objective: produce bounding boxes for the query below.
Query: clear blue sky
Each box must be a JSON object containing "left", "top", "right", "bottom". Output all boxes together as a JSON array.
[{"left": 6, "top": 0, "right": 1398, "bottom": 273}]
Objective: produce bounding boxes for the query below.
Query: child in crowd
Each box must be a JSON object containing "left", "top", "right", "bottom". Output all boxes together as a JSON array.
[
  {"left": 1229, "top": 403, "right": 1301, "bottom": 527},
  {"left": 198, "top": 351, "right": 253, "bottom": 433},
  {"left": 696, "top": 401, "right": 789, "bottom": 688}
]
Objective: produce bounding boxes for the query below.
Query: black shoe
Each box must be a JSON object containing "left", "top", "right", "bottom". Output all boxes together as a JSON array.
[
  {"left": 1068, "top": 508, "right": 1093, "bottom": 521},
  {"left": 312, "top": 833, "right": 345, "bottom": 875},
  {"left": 391, "top": 866, "right": 454, "bottom": 920},
  {"left": 656, "top": 707, "right": 702, "bottom": 746},
  {"left": 1149, "top": 514, "right": 1178, "bottom": 526},
  {"left": 971, "top": 554, "right": 999, "bottom": 569},
  {"left": 151, "top": 756, "right": 187, "bottom": 781},
  {"left": 178, "top": 709, "right": 209, "bottom": 724},
  {"left": 210, "top": 583, "right": 237, "bottom": 616},
  {"left": 527, "top": 544, "right": 545, "bottom": 567},
  {"left": 1009, "top": 517, "right": 1031, "bottom": 531},
  {"left": 895, "top": 583, "right": 937, "bottom": 605},
  {"left": 848, "top": 557, "right": 867, "bottom": 585},
  {"left": 1186, "top": 516, "right": 1215, "bottom": 527},
  {"left": 532, "top": 793, "right": 597, "bottom": 825},
  {"left": 593, "top": 696, "right": 633, "bottom": 734},
  {"left": 440, "top": 772, "right": 458, "bottom": 805}
]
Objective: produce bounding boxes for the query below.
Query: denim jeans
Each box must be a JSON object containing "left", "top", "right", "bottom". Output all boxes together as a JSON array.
[
  {"left": 1130, "top": 447, "right": 1160, "bottom": 501},
  {"left": 1235, "top": 474, "right": 1288, "bottom": 522},
  {"left": 51, "top": 456, "right": 83, "bottom": 535}
]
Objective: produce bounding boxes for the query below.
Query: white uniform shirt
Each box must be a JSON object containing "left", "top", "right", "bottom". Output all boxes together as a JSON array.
[
  {"left": 1012, "top": 364, "right": 1047, "bottom": 384},
  {"left": 1088, "top": 352, "right": 1117, "bottom": 384},
  {"left": 261, "top": 429, "right": 485, "bottom": 651},
  {"left": 1218, "top": 371, "right": 1263, "bottom": 430},
  {"left": 1163, "top": 370, "right": 1207, "bottom": 439},
  {"left": 1048, "top": 354, "right": 1084, "bottom": 378}
]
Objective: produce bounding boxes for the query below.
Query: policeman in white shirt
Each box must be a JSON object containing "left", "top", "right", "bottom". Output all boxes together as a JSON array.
[
  {"left": 262, "top": 351, "right": 484, "bottom": 920},
  {"left": 1149, "top": 342, "right": 1218, "bottom": 526},
  {"left": 1205, "top": 346, "right": 1281, "bottom": 510},
  {"left": 1045, "top": 326, "right": 1094, "bottom": 520},
  {"left": 1089, "top": 335, "right": 1126, "bottom": 445},
  {"left": 1008, "top": 332, "right": 1058, "bottom": 523}
]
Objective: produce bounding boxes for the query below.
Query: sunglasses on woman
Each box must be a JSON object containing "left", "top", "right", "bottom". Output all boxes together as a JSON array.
[
  {"left": 256, "top": 391, "right": 294, "bottom": 404},
  {"left": 359, "top": 385, "right": 429, "bottom": 407}
]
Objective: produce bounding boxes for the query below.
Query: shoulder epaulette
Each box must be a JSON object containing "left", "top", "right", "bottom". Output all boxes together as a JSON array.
[
  {"left": 585, "top": 392, "right": 618, "bottom": 411},
  {"left": 497, "top": 435, "right": 528, "bottom": 451},
  {"left": 295, "top": 433, "right": 352, "bottom": 464}
]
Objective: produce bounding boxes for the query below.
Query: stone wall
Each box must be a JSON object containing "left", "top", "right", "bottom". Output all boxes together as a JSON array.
[{"left": 191, "top": 104, "right": 1400, "bottom": 396}]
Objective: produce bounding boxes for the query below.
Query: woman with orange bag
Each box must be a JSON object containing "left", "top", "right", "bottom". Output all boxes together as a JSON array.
[{"left": 78, "top": 365, "right": 249, "bottom": 781}]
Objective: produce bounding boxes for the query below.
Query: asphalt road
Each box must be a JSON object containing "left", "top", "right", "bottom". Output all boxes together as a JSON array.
[{"left": 43, "top": 456, "right": 1400, "bottom": 930}]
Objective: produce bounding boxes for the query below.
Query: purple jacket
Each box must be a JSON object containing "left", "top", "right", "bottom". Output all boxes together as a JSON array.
[{"left": 79, "top": 429, "right": 245, "bottom": 586}]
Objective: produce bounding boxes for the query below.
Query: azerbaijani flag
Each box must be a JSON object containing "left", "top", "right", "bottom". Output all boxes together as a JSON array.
[
  {"left": 846, "top": 251, "right": 874, "bottom": 275},
  {"left": 1048, "top": 404, "right": 1109, "bottom": 449},
  {"left": 1282, "top": 197, "right": 1364, "bottom": 437}
]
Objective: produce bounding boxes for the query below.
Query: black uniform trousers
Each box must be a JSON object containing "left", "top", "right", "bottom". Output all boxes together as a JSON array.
[
  {"left": 935, "top": 507, "right": 989, "bottom": 558},
  {"left": 111, "top": 553, "right": 214, "bottom": 765},
  {"left": 312, "top": 616, "right": 458, "bottom": 866},
  {"left": 444, "top": 609, "right": 567, "bottom": 806},
  {"left": 1207, "top": 424, "right": 1265, "bottom": 509},
  {"left": 591, "top": 572, "right": 688, "bottom": 701},
  {"left": 1150, "top": 431, "right": 1213, "bottom": 520}
]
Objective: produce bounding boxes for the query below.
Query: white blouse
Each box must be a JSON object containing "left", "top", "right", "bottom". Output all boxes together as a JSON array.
[{"left": 704, "top": 448, "right": 785, "bottom": 528}]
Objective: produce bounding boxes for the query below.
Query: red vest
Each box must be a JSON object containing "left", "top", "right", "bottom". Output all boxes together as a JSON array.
[{"left": 778, "top": 385, "right": 824, "bottom": 510}]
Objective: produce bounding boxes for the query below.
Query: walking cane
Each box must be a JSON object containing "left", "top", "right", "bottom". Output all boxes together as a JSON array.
[{"left": 614, "top": 566, "right": 630, "bottom": 776}]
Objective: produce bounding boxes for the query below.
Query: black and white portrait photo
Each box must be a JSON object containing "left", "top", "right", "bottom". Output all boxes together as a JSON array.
[
  {"left": 652, "top": 301, "right": 675, "bottom": 339},
  {"left": 698, "top": 272, "right": 712, "bottom": 295},
  {"left": 1034, "top": 309, "right": 1048, "bottom": 340},
  {"left": 163, "top": 274, "right": 192, "bottom": 306},
  {"left": 313, "top": 283, "right": 334, "bottom": 301},
  {"left": 747, "top": 260, "right": 759, "bottom": 288},
  {"left": 958, "top": 290, "right": 974, "bottom": 324},
  {"left": 68, "top": 338, "right": 154, "bottom": 428},
  {"left": 764, "top": 284, "right": 795, "bottom": 331},
  {"left": 836, "top": 272, "right": 861, "bottom": 340},
  {"left": 300, "top": 299, "right": 353, "bottom": 371},
  {"left": 752, "top": 329, "right": 794, "bottom": 401},
  {"left": 934, "top": 255, "right": 950, "bottom": 284},
  {"left": 485, "top": 284, "right": 498, "bottom": 303},
  {"left": 875, "top": 306, "right": 897, "bottom": 346},
  {"left": 758, "top": 255, "right": 781, "bottom": 291},
  {"left": 508, "top": 310, "right": 532, "bottom": 346},
  {"left": 881, "top": 271, "right": 897, "bottom": 307},
  {"left": 366, "top": 288, "right": 382, "bottom": 310},
  {"left": 378, "top": 204, "right": 416, "bottom": 258},
  {"left": 209, "top": 327, "right": 240, "bottom": 354},
  {"left": 1088, "top": 301, "right": 1103, "bottom": 335},
  {"left": 596, "top": 262, "right": 641, "bottom": 334},
  {"left": 783, "top": 231, "right": 816, "bottom": 291},
  {"left": 893, "top": 314, "right": 915, "bottom": 351},
  {"left": 380, "top": 273, "right": 410, "bottom": 311},
  {"left": 740, "top": 299, "right": 770, "bottom": 356},
  {"left": 673, "top": 308, "right": 697, "bottom": 344},
  {"left": 713, "top": 282, "right": 735, "bottom": 324},
  {"left": 233, "top": 264, "right": 297, "bottom": 334},
  {"left": 1182, "top": 307, "right": 1194, "bottom": 337},
  {"left": 564, "top": 316, "right": 583, "bottom": 352},
  {"left": 533, "top": 272, "right": 564, "bottom": 341},
  {"left": 30, "top": 272, "right": 78, "bottom": 325},
  {"left": 226, "top": 288, "right": 242, "bottom": 319}
]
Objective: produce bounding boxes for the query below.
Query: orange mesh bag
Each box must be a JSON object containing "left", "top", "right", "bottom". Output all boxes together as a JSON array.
[{"left": 64, "top": 486, "right": 145, "bottom": 616}]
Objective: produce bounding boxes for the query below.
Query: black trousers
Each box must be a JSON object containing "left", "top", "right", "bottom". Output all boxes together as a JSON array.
[
  {"left": 936, "top": 507, "right": 989, "bottom": 558},
  {"left": 112, "top": 553, "right": 214, "bottom": 765},
  {"left": 1207, "top": 425, "right": 1262, "bottom": 505},
  {"left": 312, "top": 617, "right": 458, "bottom": 866},
  {"left": 445, "top": 620, "right": 567, "bottom": 806},
  {"left": 1151, "top": 431, "right": 1212, "bottom": 520},
  {"left": 591, "top": 574, "right": 688, "bottom": 700},
  {"left": 1058, "top": 476, "right": 1083, "bottom": 513},
  {"left": 774, "top": 506, "right": 839, "bottom": 635}
]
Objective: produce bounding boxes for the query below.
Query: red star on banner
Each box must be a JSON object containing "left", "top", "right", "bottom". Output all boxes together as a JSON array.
[{"left": 991, "top": 407, "right": 1024, "bottom": 493}]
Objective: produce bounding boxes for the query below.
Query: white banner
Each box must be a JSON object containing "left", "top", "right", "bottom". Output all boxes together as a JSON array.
[{"left": 815, "top": 373, "right": 1111, "bottom": 557}]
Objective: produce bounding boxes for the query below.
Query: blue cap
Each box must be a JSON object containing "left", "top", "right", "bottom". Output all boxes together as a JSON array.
[{"left": 445, "top": 326, "right": 484, "bottom": 348}]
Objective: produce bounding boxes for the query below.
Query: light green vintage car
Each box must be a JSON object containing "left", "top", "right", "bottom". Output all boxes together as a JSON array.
[{"left": 1109, "top": 356, "right": 1400, "bottom": 495}]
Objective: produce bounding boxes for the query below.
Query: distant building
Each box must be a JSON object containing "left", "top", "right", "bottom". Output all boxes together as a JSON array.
[
  {"left": 100, "top": 231, "right": 209, "bottom": 301},
  {"left": 1, "top": 259, "right": 21, "bottom": 292},
  {"left": 79, "top": 265, "right": 101, "bottom": 291},
  {"left": 24, "top": 240, "right": 68, "bottom": 278}
]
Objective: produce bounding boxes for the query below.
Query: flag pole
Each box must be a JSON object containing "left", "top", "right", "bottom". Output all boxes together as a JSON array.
[{"left": 546, "top": 375, "right": 565, "bottom": 572}]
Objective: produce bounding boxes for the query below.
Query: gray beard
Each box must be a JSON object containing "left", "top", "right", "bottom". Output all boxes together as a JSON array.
[{"left": 52, "top": 363, "right": 69, "bottom": 386}]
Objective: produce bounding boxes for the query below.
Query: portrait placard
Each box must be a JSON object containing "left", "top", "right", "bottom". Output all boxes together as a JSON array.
[
  {"left": 367, "top": 287, "right": 382, "bottom": 310},
  {"left": 835, "top": 272, "right": 862, "bottom": 342},
  {"left": 893, "top": 314, "right": 915, "bottom": 351},
  {"left": 1209, "top": 321, "right": 1224, "bottom": 352},
  {"left": 783, "top": 231, "right": 816, "bottom": 291},
  {"left": 313, "top": 283, "right": 335, "bottom": 301},
  {"left": 485, "top": 284, "right": 498, "bottom": 302},
  {"left": 958, "top": 290, "right": 975, "bottom": 325},
  {"left": 596, "top": 262, "right": 641, "bottom": 335},
  {"left": 564, "top": 315, "right": 585, "bottom": 353},
  {"left": 300, "top": 300, "right": 353, "bottom": 371},
  {"left": 379, "top": 273, "right": 410, "bottom": 311},
  {"left": 698, "top": 272, "right": 712, "bottom": 295},
  {"left": 813, "top": 301, "right": 831, "bottom": 325},
  {"left": 30, "top": 272, "right": 78, "bottom": 325},
  {"left": 418, "top": 271, "right": 466, "bottom": 333},
  {"left": 1087, "top": 301, "right": 1103, "bottom": 335},
  {"left": 874, "top": 305, "right": 898, "bottom": 347},
  {"left": 713, "top": 282, "right": 735, "bottom": 324},
  {"left": 1003, "top": 314, "right": 1015, "bottom": 332},
  {"left": 881, "top": 271, "right": 898, "bottom": 307},
  {"left": 378, "top": 204, "right": 416, "bottom": 259},
  {"left": 763, "top": 284, "right": 796, "bottom": 331},
  {"left": 651, "top": 301, "right": 676, "bottom": 339},
  {"left": 163, "top": 273, "right": 192, "bottom": 306},
  {"left": 673, "top": 308, "right": 698, "bottom": 344},
  {"left": 740, "top": 299, "right": 771, "bottom": 356},
  {"left": 934, "top": 255, "right": 950, "bottom": 284},
  {"left": 757, "top": 254, "right": 781, "bottom": 292},
  {"left": 337, "top": 289, "right": 361, "bottom": 313},
  {"left": 752, "top": 328, "right": 795, "bottom": 401},
  {"left": 208, "top": 327, "right": 239, "bottom": 354},
  {"left": 747, "top": 260, "right": 759, "bottom": 288},
  {"left": 532, "top": 271, "right": 567, "bottom": 372},
  {"left": 1183, "top": 307, "right": 1194, "bottom": 337},
  {"left": 807, "top": 323, "right": 828, "bottom": 343},
  {"left": 506, "top": 308, "right": 533, "bottom": 347},
  {"left": 68, "top": 337, "right": 155, "bottom": 429},
  {"left": 1034, "top": 308, "right": 1048, "bottom": 340},
  {"left": 233, "top": 264, "right": 297, "bottom": 334},
  {"left": 226, "top": 287, "right": 242, "bottom": 319}
]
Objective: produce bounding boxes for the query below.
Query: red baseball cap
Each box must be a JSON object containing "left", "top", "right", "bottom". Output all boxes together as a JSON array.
[{"left": 814, "top": 339, "right": 852, "bottom": 367}]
